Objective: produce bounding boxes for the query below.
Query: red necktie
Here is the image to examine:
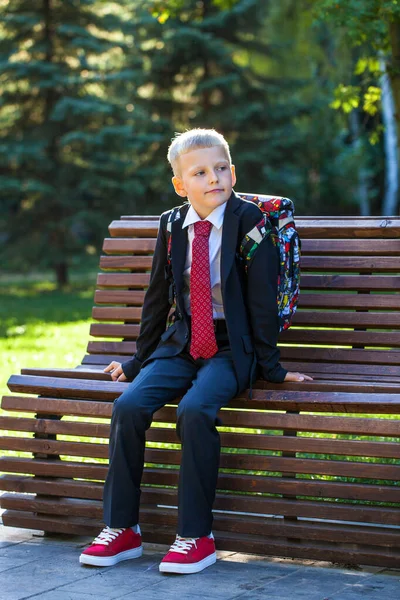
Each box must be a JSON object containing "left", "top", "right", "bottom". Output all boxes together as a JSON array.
[{"left": 190, "top": 220, "right": 218, "bottom": 360}]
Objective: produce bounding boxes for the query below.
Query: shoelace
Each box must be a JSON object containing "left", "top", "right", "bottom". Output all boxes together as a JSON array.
[
  {"left": 169, "top": 535, "right": 197, "bottom": 555},
  {"left": 92, "top": 526, "right": 125, "bottom": 546}
]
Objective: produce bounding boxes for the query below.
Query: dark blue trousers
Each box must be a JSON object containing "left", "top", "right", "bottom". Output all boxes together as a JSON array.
[{"left": 102, "top": 348, "right": 238, "bottom": 538}]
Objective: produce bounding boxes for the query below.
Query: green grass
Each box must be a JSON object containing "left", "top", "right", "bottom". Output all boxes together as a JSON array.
[{"left": 0, "top": 264, "right": 97, "bottom": 408}]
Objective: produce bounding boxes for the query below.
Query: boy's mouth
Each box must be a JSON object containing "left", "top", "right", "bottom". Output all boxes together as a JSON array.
[{"left": 206, "top": 188, "right": 224, "bottom": 194}]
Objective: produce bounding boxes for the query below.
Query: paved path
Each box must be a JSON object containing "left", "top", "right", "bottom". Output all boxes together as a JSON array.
[{"left": 0, "top": 522, "right": 399, "bottom": 600}]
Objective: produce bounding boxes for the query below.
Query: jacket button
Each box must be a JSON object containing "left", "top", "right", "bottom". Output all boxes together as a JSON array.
[{"left": 185, "top": 333, "right": 189, "bottom": 340}]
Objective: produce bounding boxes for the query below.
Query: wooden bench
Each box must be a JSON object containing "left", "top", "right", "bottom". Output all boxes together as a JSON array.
[{"left": 1, "top": 207, "right": 400, "bottom": 568}]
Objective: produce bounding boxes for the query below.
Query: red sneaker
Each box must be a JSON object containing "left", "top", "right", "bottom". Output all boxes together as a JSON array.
[
  {"left": 79, "top": 526, "right": 143, "bottom": 567},
  {"left": 159, "top": 533, "right": 217, "bottom": 574}
]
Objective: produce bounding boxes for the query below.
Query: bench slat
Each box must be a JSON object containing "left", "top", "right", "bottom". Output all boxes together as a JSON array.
[
  {"left": 99, "top": 254, "right": 400, "bottom": 273},
  {"left": 3, "top": 475, "right": 400, "bottom": 526},
  {"left": 108, "top": 218, "right": 400, "bottom": 238},
  {"left": 93, "top": 290, "right": 400, "bottom": 310},
  {"left": 1, "top": 435, "right": 399, "bottom": 481},
  {"left": 7, "top": 375, "right": 400, "bottom": 411},
  {"left": 1, "top": 454, "right": 399, "bottom": 502},
  {"left": 2, "top": 494, "right": 399, "bottom": 549},
  {"left": 3, "top": 397, "right": 400, "bottom": 436},
  {"left": 90, "top": 307, "right": 400, "bottom": 329},
  {"left": 102, "top": 237, "right": 400, "bottom": 256},
  {"left": 2, "top": 416, "right": 399, "bottom": 458},
  {"left": 96, "top": 272, "right": 400, "bottom": 291},
  {"left": 88, "top": 322, "right": 400, "bottom": 348},
  {"left": 4, "top": 475, "right": 400, "bottom": 526}
]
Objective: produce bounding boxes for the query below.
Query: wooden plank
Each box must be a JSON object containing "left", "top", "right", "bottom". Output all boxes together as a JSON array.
[
  {"left": 92, "top": 291, "right": 400, "bottom": 312},
  {"left": 9, "top": 372, "right": 400, "bottom": 399},
  {"left": 96, "top": 273, "right": 149, "bottom": 289},
  {"left": 82, "top": 354, "right": 128, "bottom": 365},
  {"left": 2, "top": 510, "right": 103, "bottom": 537},
  {"left": 96, "top": 272, "right": 400, "bottom": 292},
  {"left": 99, "top": 254, "right": 400, "bottom": 274},
  {"left": 300, "top": 274, "right": 400, "bottom": 291},
  {"left": 302, "top": 239, "right": 400, "bottom": 256},
  {"left": 279, "top": 347, "right": 400, "bottom": 366},
  {"left": 20, "top": 368, "right": 109, "bottom": 380},
  {"left": 102, "top": 238, "right": 156, "bottom": 254},
  {"left": 89, "top": 323, "right": 140, "bottom": 338},
  {"left": 1, "top": 457, "right": 399, "bottom": 503},
  {"left": 94, "top": 290, "right": 145, "bottom": 305},
  {"left": 0, "top": 475, "right": 104, "bottom": 500},
  {"left": 280, "top": 361, "right": 400, "bottom": 378},
  {"left": 0, "top": 416, "right": 110, "bottom": 439},
  {"left": 1, "top": 395, "right": 113, "bottom": 418},
  {"left": 1, "top": 437, "right": 399, "bottom": 481},
  {"left": 2, "top": 475, "right": 400, "bottom": 527},
  {"left": 301, "top": 256, "right": 400, "bottom": 272},
  {"left": 88, "top": 307, "right": 400, "bottom": 331},
  {"left": 0, "top": 456, "right": 108, "bottom": 479},
  {"left": 7, "top": 375, "right": 400, "bottom": 411},
  {"left": 102, "top": 237, "right": 400, "bottom": 257},
  {"left": 292, "top": 311, "right": 400, "bottom": 329},
  {"left": 87, "top": 341, "right": 135, "bottom": 354},
  {"left": 108, "top": 218, "right": 400, "bottom": 238},
  {"left": 92, "top": 307, "right": 142, "bottom": 322},
  {"left": 2, "top": 414, "right": 399, "bottom": 459},
  {"left": 87, "top": 323, "right": 400, "bottom": 347},
  {"left": 99, "top": 256, "right": 153, "bottom": 270},
  {"left": 3, "top": 404, "right": 400, "bottom": 439},
  {"left": 2, "top": 495, "right": 398, "bottom": 549}
]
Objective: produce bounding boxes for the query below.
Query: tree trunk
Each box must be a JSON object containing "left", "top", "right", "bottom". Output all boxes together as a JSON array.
[
  {"left": 349, "top": 111, "right": 370, "bottom": 216},
  {"left": 380, "top": 57, "right": 399, "bottom": 216},
  {"left": 55, "top": 262, "right": 69, "bottom": 288}
]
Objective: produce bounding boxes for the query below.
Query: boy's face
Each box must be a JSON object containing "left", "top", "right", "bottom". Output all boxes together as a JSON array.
[{"left": 172, "top": 145, "right": 236, "bottom": 218}]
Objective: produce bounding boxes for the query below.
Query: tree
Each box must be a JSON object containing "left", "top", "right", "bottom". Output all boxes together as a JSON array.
[
  {"left": 0, "top": 0, "right": 161, "bottom": 286},
  {"left": 129, "top": 0, "right": 314, "bottom": 209},
  {"left": 314, "top": 0, "right": 400, "bottom": 214}
]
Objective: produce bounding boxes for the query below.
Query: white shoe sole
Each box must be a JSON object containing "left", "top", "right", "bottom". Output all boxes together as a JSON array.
[
  {"left": 79, "top": 545, "right": 143, "bottom": 567},
  {"left": 159, "top": 552, "right": 217, "bottom": 574}
]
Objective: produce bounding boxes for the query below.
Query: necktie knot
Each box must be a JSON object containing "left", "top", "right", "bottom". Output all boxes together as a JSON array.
[{"left": 194, "top": 219, "right": 212, "bottom": 238}]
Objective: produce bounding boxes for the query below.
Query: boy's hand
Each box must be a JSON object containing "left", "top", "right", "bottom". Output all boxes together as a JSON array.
[
  {"left": 284, "top": 371, "right": 313, "bottom": 382},
  {"left": 104, "top": 361, "right": 128, "bottom": 382}
]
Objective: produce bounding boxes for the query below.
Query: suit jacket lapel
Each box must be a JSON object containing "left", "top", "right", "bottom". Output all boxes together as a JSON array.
[
  {"left": 221, "top": 191, "right": 241, "bottom": 293},
  {"left": 170, "top": 203, "right": 190, "bottom": 297}
]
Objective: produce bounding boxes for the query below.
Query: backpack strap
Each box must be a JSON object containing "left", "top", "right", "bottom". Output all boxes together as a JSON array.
[{"left": 166, "top": 206, "right": 182, "bottom": 265}]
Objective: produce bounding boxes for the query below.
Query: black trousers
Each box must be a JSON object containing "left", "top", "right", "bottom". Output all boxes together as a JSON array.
[{"left": 102, "top": 328, "right": 237, "bottom": 538}]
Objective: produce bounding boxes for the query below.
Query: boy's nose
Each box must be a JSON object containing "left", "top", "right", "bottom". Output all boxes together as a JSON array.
[{"left": 209, "top": 171, "right": 219, "bottom": 183}]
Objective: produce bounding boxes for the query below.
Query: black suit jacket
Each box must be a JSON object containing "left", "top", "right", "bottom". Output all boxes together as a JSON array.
[{"left": 122, "top": 191, "right": 288, "bottom": 393}]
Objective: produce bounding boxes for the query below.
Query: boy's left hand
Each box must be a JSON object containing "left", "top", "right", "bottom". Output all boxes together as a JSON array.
[{"left": 284, "top": 371, "right": 313, "bottom": 382}]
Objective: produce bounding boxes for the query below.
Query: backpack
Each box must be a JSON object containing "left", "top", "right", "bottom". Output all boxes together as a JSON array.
[
  {"left": 237, "top": 193, "right": 300, "bottom": 332},
  {"left": 164, "top": 194, "right": 301, "bottom": 332}
]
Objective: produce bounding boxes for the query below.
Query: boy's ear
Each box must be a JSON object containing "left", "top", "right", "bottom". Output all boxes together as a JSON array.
[
  {"left": 231, "top": 164, "right": 236, "bottom": 187},
  {"left": 172, "top": 175, "right": 187, "bottom": 198}
]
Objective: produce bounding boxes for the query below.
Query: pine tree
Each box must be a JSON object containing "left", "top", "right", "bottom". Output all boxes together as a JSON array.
[
  {"left": 0, "top": 0, "right": 162, "bottom": 286},
  {"left": 129, "top": 0, "right": 312, "bottom": 209}
]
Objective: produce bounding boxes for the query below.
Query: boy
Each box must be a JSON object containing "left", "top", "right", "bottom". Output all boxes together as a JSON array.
[{"left": 80, "top": 128, "right": 312, "bottom": 574}]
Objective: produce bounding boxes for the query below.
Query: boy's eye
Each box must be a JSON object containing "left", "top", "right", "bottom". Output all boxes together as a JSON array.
[
  {"left": 195, "top": 171, "right": 205, "bottom": 176},
  {"left": 217, "top": 166, "right": 227, "bottom": 171}
]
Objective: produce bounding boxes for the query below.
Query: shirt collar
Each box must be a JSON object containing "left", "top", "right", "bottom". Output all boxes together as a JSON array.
[{"left": 182, "top": 201, "right": 227, "bottom": 230}]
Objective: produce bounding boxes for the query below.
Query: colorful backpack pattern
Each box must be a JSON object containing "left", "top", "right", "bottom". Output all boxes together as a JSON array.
[{"left": 237, "top": 193, "right": 301, "bottom": 332}]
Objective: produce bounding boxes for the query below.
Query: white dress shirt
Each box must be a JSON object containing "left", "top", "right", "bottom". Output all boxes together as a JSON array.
[{"left": 182, "top": 202, "right": 226, "bottom": 319}]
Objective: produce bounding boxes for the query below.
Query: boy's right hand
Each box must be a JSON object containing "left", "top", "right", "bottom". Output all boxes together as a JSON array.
[{"left": 104, "top": 361, "right": 128, "bottom": 382}]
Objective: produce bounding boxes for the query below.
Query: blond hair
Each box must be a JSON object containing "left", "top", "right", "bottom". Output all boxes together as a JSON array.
[{"left": 167, "top": 128, "right": 231, "bottom": 175}]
